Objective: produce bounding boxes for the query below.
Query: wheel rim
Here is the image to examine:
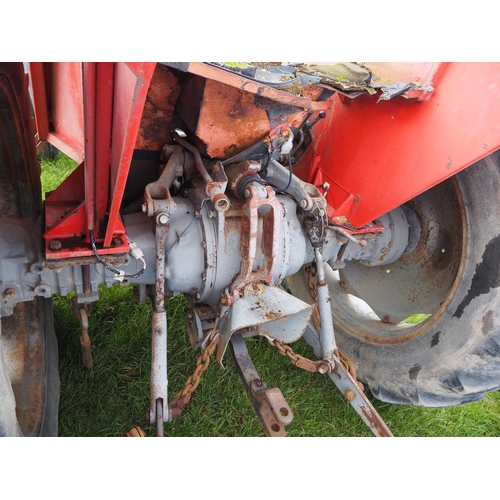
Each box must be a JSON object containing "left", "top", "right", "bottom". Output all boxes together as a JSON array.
[{"left": 329, "top": 176, "right": 468, "bottom": 345}]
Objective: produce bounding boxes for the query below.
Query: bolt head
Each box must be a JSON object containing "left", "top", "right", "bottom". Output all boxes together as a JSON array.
[
  {"left": 49, "top": 240, "right": 62, "bottom": 251},
  {"left": 157, "top": 213, "right": 169, "bottom": 225},
  {"left": 300, "top": 198, "right": 308, "bottom": 209}
]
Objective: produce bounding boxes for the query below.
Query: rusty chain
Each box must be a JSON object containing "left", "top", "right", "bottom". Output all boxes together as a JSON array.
[
  {"left": 305, "top": 263, "right": 318, "bottom": 300},
  {"left": 266, "top": 337, "right": 363, "bottom": 390},
  {"left": 169, "top": 333, "right": 220, "bottom": 412},
  {"left": 266, "top": 337, "right": 329, "bottom": 373},
  {"left": 127, "top": 334, "right": 219, "bottom": 436}
]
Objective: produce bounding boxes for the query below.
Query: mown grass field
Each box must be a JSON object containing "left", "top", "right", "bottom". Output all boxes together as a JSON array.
[{"left": 41, "top": 153, "right": 500, "bottom": 437}]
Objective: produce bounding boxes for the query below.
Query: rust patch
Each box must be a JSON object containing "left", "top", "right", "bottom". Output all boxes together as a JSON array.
[
  {"left": 246, "top": 282, "right": 266, "bottom": 295},
  {"left": 1, "top": 300, "right": 45, "bottom": 436},
  {"left": 265, "top": 311, "right": 280, "bottom": 321},
  {"left": 359, "top": 404, "right": 393, "bottom": 437},
  {"left": 185, "top": 79, "right": 270, "bottom": 159},
  {"left": 135, "top": 64, "right": 182, "bottom": 151}
]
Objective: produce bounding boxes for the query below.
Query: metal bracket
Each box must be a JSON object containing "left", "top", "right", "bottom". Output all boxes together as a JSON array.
[
  {"left": 143, "top": 147, "right": 184, "bottom": 436},
  {"left": 230, "top": 332, "right": 293, "bottom": 436},
  {"left": 70, "top": 296, "right": 93, "bottom": 369},
  {"left": 303, "top": 324, "right": 393, "bottom": 437},
  {"left": 221, "top": 183, "right": 284, "bottom": 307}
]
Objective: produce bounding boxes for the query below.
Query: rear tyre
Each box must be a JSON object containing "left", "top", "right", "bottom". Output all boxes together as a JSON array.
[
  {"left": 0, "top": 63, "right": 59, "bottom": 435},
  {"left": 289, "top": 150, "right": 500, "bottom": 407}
]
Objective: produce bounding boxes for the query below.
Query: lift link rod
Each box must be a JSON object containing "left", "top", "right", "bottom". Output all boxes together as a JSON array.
[
  {"left": 142, "top": 143, "right": 184, "bottom": 436},
  {"left": 299, "top": 194, "right": 393, "bottom": 436},
  {"left": 314, "top": 247, "right": 337, "bottom": 364},
  {"left": 147, "top": 213, "right": 171, "bottom": 437}
]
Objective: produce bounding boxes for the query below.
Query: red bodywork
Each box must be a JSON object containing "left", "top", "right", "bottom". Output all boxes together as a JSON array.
[
  {"left": 32, "top": 62, "right": 156, "bottom": 259},
  {"left": 28, "top": 62, "right": 500, "bottom": 258}
]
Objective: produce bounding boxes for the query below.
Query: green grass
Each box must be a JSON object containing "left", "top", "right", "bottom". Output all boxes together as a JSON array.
[
  {"left": 405, "top": 313, "right": 431, "bottom": 325},
  {"left": 53, "top": 285, "right": 500, "bottom": 437},
  {"left": 41, "top": 153, "right": 500, "bottom": 437},
  {"left": 39, "top": 150, "right": 78, "bottom": 199}
]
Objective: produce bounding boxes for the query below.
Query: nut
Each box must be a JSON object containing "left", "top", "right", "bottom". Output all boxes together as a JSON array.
[{"left": 344, "top": 389, "right": 356, "bottom": 402}]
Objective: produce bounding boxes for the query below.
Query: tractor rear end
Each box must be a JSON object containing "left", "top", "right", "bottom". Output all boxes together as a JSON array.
[{"left": 1, "top": 62, "right": 500, "bottom": 436}]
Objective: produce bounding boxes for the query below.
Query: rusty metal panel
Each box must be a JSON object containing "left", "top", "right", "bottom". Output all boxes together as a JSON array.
[
  {"left": 366, "top": 62, "right": 445, "bottom": 101},
  {"left": 135, "top": 64, "right": 182, "bottom": 151},
  {"left": 183, "top": 62, "right": 314, "bottom": 109},
  {"left": 177, "top": 76, "right": 271, "bottom": 159}
]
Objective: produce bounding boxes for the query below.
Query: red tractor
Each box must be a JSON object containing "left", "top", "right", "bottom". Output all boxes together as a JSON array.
[{"left": 1, "top": 62, "right": 500, "bottom": 436}]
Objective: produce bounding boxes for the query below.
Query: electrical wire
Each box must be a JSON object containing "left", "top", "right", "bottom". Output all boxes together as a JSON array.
[
  {"left": 90, "top": 230, "right": 145, "bottom": 279},
  {"left": 164, "top": 213, "right": 199, "bottom": 257},
  {"left": 136, "top": 210, "right": 202, "bottom": 279}
]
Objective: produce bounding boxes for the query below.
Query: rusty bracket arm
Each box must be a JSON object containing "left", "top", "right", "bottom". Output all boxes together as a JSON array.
[
  {"left": 172, "top": 131, "right": 230, "bottom": 212},
  {"left": 147, "top": 218, "right": 170, "bottom": 437},
  {"left": 302, "top": 324, "right": 393, "bottom": 437},
  {"left": 221, "top": 183, "right": 283, "bottom": 307},
  {"left": 142, "top": 149, "right": 184, "bottom": 436},
  {"left": 70, "top": 296, "right": 93, "bottom": 369},
  {"left": 229, "top": 332, "right": 293, "bottom": 436}
]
